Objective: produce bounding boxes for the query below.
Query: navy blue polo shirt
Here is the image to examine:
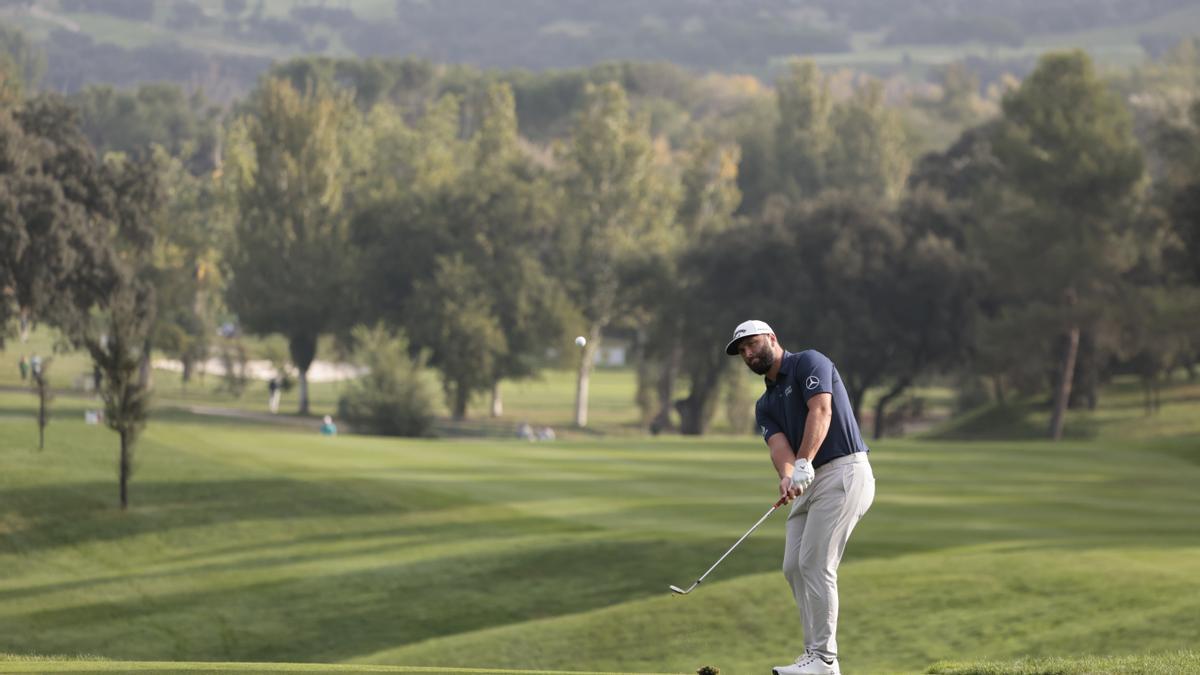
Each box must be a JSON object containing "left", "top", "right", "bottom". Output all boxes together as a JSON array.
[{"left": 755, "top": 350, "right": 868, "bottom": 467}]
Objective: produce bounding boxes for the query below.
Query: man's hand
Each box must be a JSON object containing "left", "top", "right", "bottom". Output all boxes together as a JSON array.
[
  {"left": 779, "top": 475, "right": 800, "bottom": 502},
  {"left": 791, "top": 457, "right": 815, "bottom": 494},
  {"left": 777, "top": 473, "right": 796, "bottom": 499}
]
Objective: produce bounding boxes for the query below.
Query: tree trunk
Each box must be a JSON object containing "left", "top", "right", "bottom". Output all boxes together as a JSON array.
[
  {"left": 675, "top": 354, "right": 725, "bottom": 436},
  {"left": 138, "top": 338, "right": 152, "bottom": 390},
  {"left": 991, "top": 375, "right": 1006, "bottom": 406},
  {"left": 289, "top": 332, "right": 317, "bottom": 416},
  {"left": 651, "top": 340, "right": 681, "bottom": 433},
  {"left": 298, "top": 370, "right": 310, "bottom": 416},
  {"left": 37, "top": 396, "right": 45, "bottom": 451},
  {"left": 38, "top": 396, "right": 45, "bottom": 450},
  {"left": 574, "top": 323, "right": 601, "bottom": 428},
  {"left": 848, "top": 385, "right": 866, "bottom": 422},
  {"left": 119, "top": 429, "right": 130, "bottom": 510},
  {"left": 452, "top": 381, "right": 469, "bottom": 421},
  {"left": 1047, "top": 324, "right": 1080, "bottom": 441},
  {"left": 490, "top": 380, "right": 503, "bottom": 418},
  {"left": 872, "top": 377, "right": 912, "bottom": 440}
]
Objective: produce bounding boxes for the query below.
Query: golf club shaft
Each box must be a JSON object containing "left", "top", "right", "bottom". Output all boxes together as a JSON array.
[{"left": 691, "top": 496, "right": 788, "bottom": 586}]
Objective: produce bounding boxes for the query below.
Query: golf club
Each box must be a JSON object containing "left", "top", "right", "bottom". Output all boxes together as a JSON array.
[{"left": 670, "top": 495, "right": 789, "bottom": 595}]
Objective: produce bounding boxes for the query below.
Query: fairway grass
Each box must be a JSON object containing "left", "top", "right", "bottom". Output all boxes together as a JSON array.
[
  {"left": 3, "top": 373, "right": 1200, "bottom": 673},
  {"left": 0, "top": 654, "right": 672, "bottom": 674},
  {"left": 928, "top": 649, "right": 1200, "bottom": 674}
]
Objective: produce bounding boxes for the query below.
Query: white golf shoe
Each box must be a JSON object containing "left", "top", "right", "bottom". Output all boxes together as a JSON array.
[{"left": 772, "top": 651, "right": 840, "bottom": 675}]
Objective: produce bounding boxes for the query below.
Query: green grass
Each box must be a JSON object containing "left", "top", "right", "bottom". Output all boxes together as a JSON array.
[
  {"left": 0, "top": 326, "right": 652, "bottom": 435},
  {"left": 3, "top": 373, "right": 1200, "bottom": 673},
  {"left": 928, "top": 650, "right": 1200, "bottom": 674},
  {"left": 0, "top": 653, "right": 666, "bottom": 674},
  {"left": 811, "top": 3, "right": 1200, "bottom": 72}
]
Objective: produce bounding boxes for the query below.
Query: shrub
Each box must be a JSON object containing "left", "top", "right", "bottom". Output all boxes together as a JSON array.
[{"left": 337, "top": 324, "right": 435, "bottom": 437}]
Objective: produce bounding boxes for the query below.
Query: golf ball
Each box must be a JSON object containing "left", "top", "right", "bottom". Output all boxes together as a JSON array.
[{"left": 575, "top": 336, "right": 587, "bottom": 347}]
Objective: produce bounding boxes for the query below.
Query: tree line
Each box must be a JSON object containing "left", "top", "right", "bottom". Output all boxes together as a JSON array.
[{"left": 4, "top": 40, "right": 1200, "bottom": 507}]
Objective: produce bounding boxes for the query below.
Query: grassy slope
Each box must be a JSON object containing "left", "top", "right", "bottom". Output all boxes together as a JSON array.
[
  {"left": 10, "top": 1, "right": 1200, "bottom": 73},
  {"left": 3, "top": 330, "right": 1200, "bottom": 673},
  {"left": 1, "top": 365, "right": 1199, "bottom": 673}
]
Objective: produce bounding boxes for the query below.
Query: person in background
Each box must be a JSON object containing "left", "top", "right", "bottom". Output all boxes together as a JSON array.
[
  {"left": 320, "top": 415, "right": 338, "bottom": 436},
  {"left": 268, "top": 377, "right": 281, "bottom": 413},
  {"left": 18, "top": 355, "right": 28, "bottom": 381}
]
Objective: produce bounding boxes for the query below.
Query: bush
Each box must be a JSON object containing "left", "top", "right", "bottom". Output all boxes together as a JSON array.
[{"left": 337, "top": 324, "right": 435, "bottom": 437}]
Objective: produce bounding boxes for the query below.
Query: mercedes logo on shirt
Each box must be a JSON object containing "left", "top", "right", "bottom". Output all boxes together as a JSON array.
[{"left": 805, "top": 375, "right": 820, "bottom": 390}]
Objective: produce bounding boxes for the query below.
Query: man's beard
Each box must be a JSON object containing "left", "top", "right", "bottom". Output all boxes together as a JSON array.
[{"left": 746, "top": 344, "right": 775, "bottom": 375}]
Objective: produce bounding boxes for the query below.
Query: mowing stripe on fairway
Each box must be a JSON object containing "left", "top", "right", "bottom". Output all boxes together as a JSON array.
[{"left": 0, "top": 660, "right": 680, "bottom": 674}]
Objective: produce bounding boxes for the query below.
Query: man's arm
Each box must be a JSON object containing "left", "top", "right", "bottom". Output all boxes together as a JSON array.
[
  {"left": 767, "top": 432, "right": 800, "bottom": 502},
  {"left": 796, "top": 392, "right": 833, "bottom": 462}
]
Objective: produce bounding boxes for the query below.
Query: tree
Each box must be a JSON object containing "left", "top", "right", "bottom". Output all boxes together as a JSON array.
[
  {"left": 752, "top": 60, "right": 911, "bottom": 212},
  {"left": 0, "top": 95, "right": 112, "bottom": 345},
  {"left": 988, "top": 51, "right": 1145, "bottom": 440},
  {"left": 70, "top": 83, "right": 223, "bottom": 175},
  {"left": 30, "top": 355, "right": 52, "bottom": 450},
  {"left": 0, "top": 24, "right": 45, "bottom": 101},
  {"left": 674, "top": 224, "right": 763, "bottom": 436},
  {"left": 408, "top": 84, "right": 572, "bottom": 419},
  {"left": 348, "top": 94, "right": 467, "bottom": 331},
  {"left": 66, "top": 153, "right": 163, "bottom": 510},
  {"left": 826, "top": 79, "right": 911, "bottom": 203},
  {"left": 661, "top": 136, "right": 741, "bottom": 434},
  {"left": 558, "top": 81, "right": 678, "bottom": 428},
  {"left": 224, "top": 78, "right": 357, "bottom": 415},
  {"left": 1157, "top": 98, "right": 1200, "bottom": 282},
  {"left": 150, "top": 147, "right": 228, "bottom": 388},
  {"left": 773, "top": 59, "right": 833, "bottom": 203}
]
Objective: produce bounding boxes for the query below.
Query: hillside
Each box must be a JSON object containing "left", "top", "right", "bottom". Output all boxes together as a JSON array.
[{"left": 3, "top": 0, "right": 1200, "bottom": 98}]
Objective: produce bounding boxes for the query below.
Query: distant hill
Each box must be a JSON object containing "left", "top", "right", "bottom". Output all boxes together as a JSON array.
[{"left": 2, "top": 0, "right": 1200, "bottom": 98}]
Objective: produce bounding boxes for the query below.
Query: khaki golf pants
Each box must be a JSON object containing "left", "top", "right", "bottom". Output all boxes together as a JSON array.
[{"left": 783, "top": 452, "right": 875, "bottom": 661}]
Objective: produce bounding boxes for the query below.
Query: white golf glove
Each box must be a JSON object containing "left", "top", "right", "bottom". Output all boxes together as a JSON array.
[{"left": 791, "top": 458, "right": 815, "bottom": 493}]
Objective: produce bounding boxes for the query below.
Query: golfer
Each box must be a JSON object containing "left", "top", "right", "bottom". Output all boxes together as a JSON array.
[{"left": 725, "top": 320, "right": 875, "bottom": 675}]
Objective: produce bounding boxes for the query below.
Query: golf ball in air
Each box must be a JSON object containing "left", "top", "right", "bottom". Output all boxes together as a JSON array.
[{"left": 575, "top": 336, "right": 587, "bottom": 347}]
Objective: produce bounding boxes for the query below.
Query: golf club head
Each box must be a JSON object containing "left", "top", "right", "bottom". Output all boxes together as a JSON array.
[{"left": 669, "top": 583, "right": 696, "bottom": 595}]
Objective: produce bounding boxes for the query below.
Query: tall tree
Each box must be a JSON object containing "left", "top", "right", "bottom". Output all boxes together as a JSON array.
[
  {"left": 0, "top": 25, "right": 45, "bottom": 103},
  {"left": 62, "top": 153, "right": 163, "bottom": 510},
  {"left": 665, "top": 136, "right": 742, "bottom": 434},
  {"left": 348, "top": 95, "right": 467, "bottom": 330},
  {"left": 558, "top": 81, "right": 678, "bottom": 428},
  {"left": 773, "top": 59, "right": 833, "bottom": 203},
  {"left": 0, "top": 94, "right": 111, "bottom": 344},
  {"left": 988, "top": 51, "right": 1145, "bottom": 439},
  {"left": 150, "top": 147, "right": 228, "bottom": 387},
  {"left": 224, "top": 78, "right": 356, "bottom": 415},
  {"left": 409, "top": 84, "right": 571, "bottom": 419},
  {"left": 826, "top": 79, "right": 911, "bottom": 203}
]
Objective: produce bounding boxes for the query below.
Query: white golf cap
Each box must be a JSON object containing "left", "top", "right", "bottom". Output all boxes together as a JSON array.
[{"left": 725, "top": 319, "right": 774, "bottom": 355}]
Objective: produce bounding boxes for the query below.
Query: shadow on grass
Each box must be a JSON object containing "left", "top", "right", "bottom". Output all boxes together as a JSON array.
[
  {"left": 0, "top": 477, "right": 464, "bottom": 555},
  {"left": 2, "top": 535, "right": 788, "bottom": 663},
  {"left": 924, "top": 402, "right": 1099, "bottom": 441}
]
